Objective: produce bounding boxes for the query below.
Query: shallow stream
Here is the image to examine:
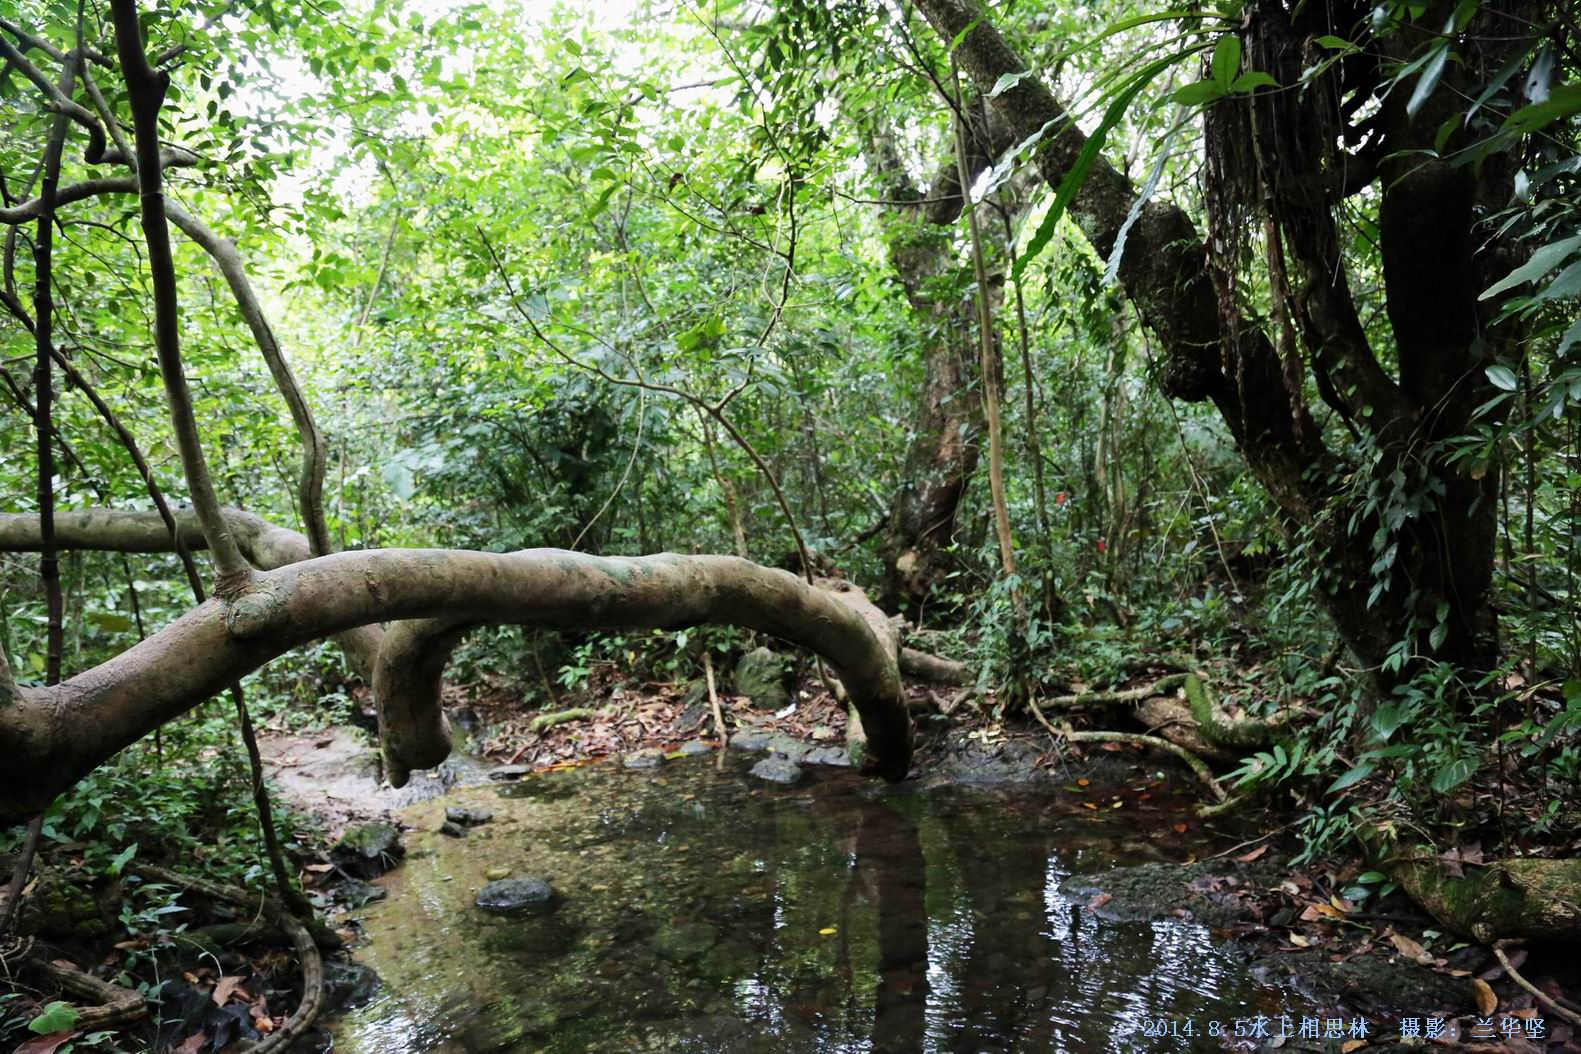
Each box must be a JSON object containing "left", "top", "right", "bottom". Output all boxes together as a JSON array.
[{"left": 330, "top": 754, "right": 1315, "bottom": 1052}]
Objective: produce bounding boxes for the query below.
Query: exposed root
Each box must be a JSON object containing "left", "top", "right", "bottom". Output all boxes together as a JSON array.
[
  {"left": 27, "top": 953, "right": 147, "bottom": 1030},
  {"left": 898, "top": 646, "right": 971, "bottom": 686},
  {"left": 527, "top": 708, "right": 596, "bottom": 734},
  {"left": 1391, "top": 853, "right": 1581, "bottom": 943},
  {"left": 1029, "top": 696, "right": 1228, "bottom": 803},
  {"left": 1037, "top": 673, "right": 1189, "bottom": 710},
  {"left": 132, "top": 865, "right": 323, "bottom": 1053},
  {"left": 1493, "top": 940, "right": 1581, "bottom": 1027}
]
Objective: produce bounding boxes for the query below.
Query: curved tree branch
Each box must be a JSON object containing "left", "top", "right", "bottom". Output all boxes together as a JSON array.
[{"left": 0, "top": 532, "right": 913, "bottom": 820}]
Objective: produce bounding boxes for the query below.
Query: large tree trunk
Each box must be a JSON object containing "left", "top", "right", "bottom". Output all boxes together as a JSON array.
[
  {"left": 0, "top": 508, "right": 913, "bottom": 820},
  {"left": 861, "top": 106, "right": 1020, "bottom": 615},
  {"left": 909, "top": 0, "right": 1520, "bottom": 683}
]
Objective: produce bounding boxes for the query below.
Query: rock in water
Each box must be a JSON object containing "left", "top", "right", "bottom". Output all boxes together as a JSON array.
[
  {"left": 749, "top": 754, "right": 803, "bottom": 785},
  {"left": 331, "top": 822, "right": 405, "bottom": 878},
  {"left": 733, "top": 647, "right": 793, "bottom": 709},
  {"left": 678, "top": 739, "right": 713, "bottom": 756},
  {"left": 475, "top": 876, "right": 557, "bottom": 914},
  {"left": 445, "top": 806, "right": 493, "bottom": 826},
  {"left": 623, "top": 747, "right": 665, "bottom": 769}
]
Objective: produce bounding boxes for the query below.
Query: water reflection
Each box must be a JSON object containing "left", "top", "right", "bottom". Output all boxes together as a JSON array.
[{"left": 332, "top": 756, "right": 1308, "bottom": 1053}]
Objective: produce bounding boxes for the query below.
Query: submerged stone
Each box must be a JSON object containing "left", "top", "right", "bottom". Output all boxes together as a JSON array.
[
  {"left": 445, "top": 805, "right": 494, "bottom": 826},
  {"left": 337, "top": 878, "right": 388, "bottom": 908},
  {"left": 802, "top": 746, "right": 851, "bottom": 768},
  {"left": 476, "top": 875, "right": 557, "bottom": 914},
  {"left": 678, "top": 739, "right": 713, "bottom": 756},
  {"left": 332, "top": 822, "right": 405, "bottom": 878},
  {"left": 749, "top": 754, "right": 803, "bottom": 785},
  {"left": 650, "top": 920, "right": 719, "bottom": 962}
]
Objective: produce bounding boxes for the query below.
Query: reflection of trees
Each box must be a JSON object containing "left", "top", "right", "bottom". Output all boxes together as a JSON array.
[
  {"left": 857, "top": 797, "right": 931, "bottom": 1054},
  {"left": 937, "top": 799, "right": 1069, "bottom": 1052}
]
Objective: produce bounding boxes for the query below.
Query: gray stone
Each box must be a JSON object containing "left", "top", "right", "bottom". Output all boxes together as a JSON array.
[
  {"left": 438, "top": 820, "right": 467, "bottom": 838},
  {"left": 475, "top": 876, "right": 557, "bottom": 914},
  {"left": 445, "top": 805, "right": 493, "bottom": 826},
  {"left": 733, "top": 647, "right": 794, "bottom": 709},
  {"left": 803, "top": 746, "right": 851, "bottom": 767},
  {"left": 729, "top": 730, "right": 771, "bottom": 752},
  {"left": 487, "top": 764, "right": 530, "bottom": 781},
  {"left": 331, "top": 822, "right": 404, "bottom": 878},
  {"left": 623, "top": 747, "right": 665, "bottom": 769},
  {"left": 749, "top": 754, "right": 803, "bottom": 785},
  {"left": 766, "top": 733, "right": 813, "bottom": 761},
  {"left": 337, "top": 878, "right": 388, "bottom": 908},
  {"left": 678, "top": 739, "right": 713, "bottom": 756}
]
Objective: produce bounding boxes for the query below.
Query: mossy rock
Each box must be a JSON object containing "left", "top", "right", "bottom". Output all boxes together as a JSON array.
[
  {"left": 1253, "top": 949, "right": 1473, "bottom": 1010},
  {"left": 331, "top": 822, "right": 405, "bottom": 878},
  {"left": 17, "top": 867, "right": 114, "bottom": 941},
  {"left": 733, "top": 647, "right": 793, "bottom": 710}
]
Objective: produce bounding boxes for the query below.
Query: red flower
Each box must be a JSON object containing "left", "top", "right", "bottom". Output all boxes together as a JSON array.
[
  {"left": 1055, "top": 491, "right": 1067, "bottom": 505},
  {"left": 1096, "top": 537, "right": 1107, "bottom": 554}
]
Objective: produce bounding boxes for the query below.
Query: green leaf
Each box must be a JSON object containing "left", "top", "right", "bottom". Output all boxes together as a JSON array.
[
  {"left": 1328, "top": 764, "right": 1375, "bottom": 792},
  {"left": 1357, "top": 870, "right": 1389, "bottom": 883},
  {"left": 1481, "top": 233, "right": 1581, "bottom": 300},
  {"left": 85, "top": 611, "right": 134, "bottom": 633},
  {"left": 988, "top": 70, "right": 1031, "bottom": 98},
  {"left": 28, "top": 1002, "right": 79, "bottom": 1035},
  {"left": 1229, "top": 71, "right": 1278, "bottom": 92},
  {"left": 1406, "top": 42, "right": 1450, "bottom": 119},
  {"left": 106, "top": 842, "right": 138, "bottom": 876},
  {"left": 1211, "top": 35, "right": 1242, "bottom": 86},
  {"left": 1013, "top": 51, "right": 1185, "bottom": 283},
  {"left": 1315, "top": 35, "right": 1355, "bottom": 50},
  {"left": 1484, "top": 364, "right": 1518, "bottom": 391},
  {"left": 1174, "top": 79, "right": 1227, "bottom": 105},
  {"left": 1431, "top": 756, "right": 1476, "bottom": 793}
]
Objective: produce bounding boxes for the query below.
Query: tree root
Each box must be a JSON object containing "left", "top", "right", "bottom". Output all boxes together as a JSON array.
[
  {"left": 1026, "top": 698, "right": 1228, "bottom": 802},
  {"left": 1037, "top": 673, "right": 1189, "bottom": 710},
  {"left": 1493, "top": 940, "right": 1581, "bottom": 1026},
  {"left": 132, "top": 865, "right": 322, "bottom": 1053},
  {"left": 898, "top": 646, "right": 971, "bottom": 686},
  {"left": 1181, "top": 674, "right": 1286, "bottom": 749},
  {"left": 26, "top": 952, "right": 148, "bottom": 1031},
  {"left": 527, "top": 708, "right": 596, "bottom": 734}
]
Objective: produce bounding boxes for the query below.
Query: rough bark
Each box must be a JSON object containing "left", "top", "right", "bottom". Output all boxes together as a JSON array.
[{"left": 0, "top": 514, "right": 913, "bottom": 821}]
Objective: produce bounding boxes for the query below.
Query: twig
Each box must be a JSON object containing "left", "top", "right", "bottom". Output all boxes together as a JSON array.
[
  {"left": 703, "top": 651, "right": 727, "bottom": 745},
  {"left": 1493, "top": 940, "right": 1581, "bottom": 1026}
]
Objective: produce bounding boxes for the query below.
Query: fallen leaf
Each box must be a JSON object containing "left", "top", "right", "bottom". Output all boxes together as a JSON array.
[
  {"left": 174, "top": 1033, "right": 206, "bottom": 1054},
  {"left": 1237, "top": 845, "right": 1269, "bottom": 863},
  {"left": 15, "top": 1032, "right": 77, "bottom": 1054},
  {"left": 1172, "top": 823, "right": 1188, "bottom": 833},
  {"left": 1341, "top": 1040, "right": 1367, "bottom": 1052},
  {"left": 1083, "top": 802, "right": 1098, "bottom": 810},
  {"left": 1473, "top": 978, "right": 1497, "bottom": 1016},
  {"left": 1288, "top": 933, "right": 1310, "bottom": 947},
  {"left": 1076, "top": 778, "right": 1090, "bottom": 787},
  {"left": 1088, "top": 893, "right": 1112, "bottom": 910},
  {"left": 1300, "top": 903, "right": 1344, "bottom": 921},
  {"left": 303, "top": 863, "right": 334, "bottom": 873},
  {"left": 1388, "top": 933, "right": 1432, "bottom": 964},
  {"left": 818, "top": 927, "right": 837, "bottom": 936},
  {"left": 213, "top": 975, "right": 247, "bottom": 1007}
]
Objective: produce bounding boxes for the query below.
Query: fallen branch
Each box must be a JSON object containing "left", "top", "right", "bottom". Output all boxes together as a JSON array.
[{"left": 1036, "top": 673, "right": 1189, "bottom": 710}]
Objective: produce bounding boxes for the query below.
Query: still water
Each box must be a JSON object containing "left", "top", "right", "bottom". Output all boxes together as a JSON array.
[{"left": 330, "top": 754, "right": 1311, "bottom": 1053}]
